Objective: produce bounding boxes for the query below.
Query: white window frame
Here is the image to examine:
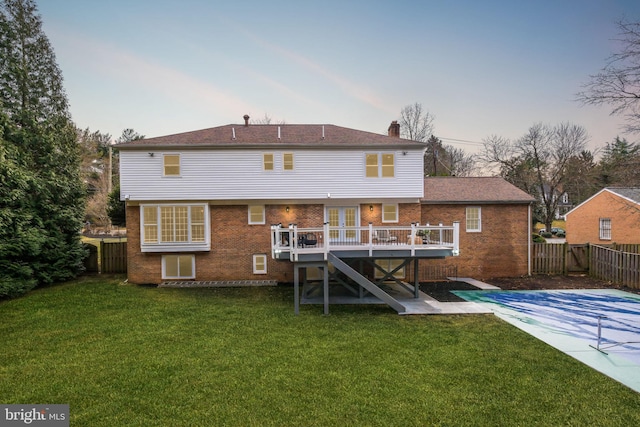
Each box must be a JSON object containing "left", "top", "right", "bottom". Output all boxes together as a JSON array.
[
  {"left": 163, "top": 154, "right": 181, "bottom": 177},
  {"left": 466, "top": 206, "right": 481, "bottom": 232},
  {"left": 263, "top": 153, "right": 274, "bottom": 171},
  {"left": 253, "top": 254, "right": 267, "bottom": 274},
  {"left": 283, "top": 152, "right": 294, "bottom": 171},
  {"left": 365, "top": 153, "right": 395, "bottom": 178},
  {"left": 248, "top": 205, "right": 266, "bottom": 225},
  {"left": 140, "top": 204, "right": 210, "bottom": 252},
  {"left": 381, "top": 204, "right": 398, "bottom": 223},
  {"left": 599, "top": 218, "right": 612, "bottom": 240},
  {"left": 162, "top": 254, "right": 195, "bottom": 279}
]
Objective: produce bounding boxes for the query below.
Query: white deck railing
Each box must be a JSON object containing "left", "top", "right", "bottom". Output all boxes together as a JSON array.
[{"left": 271, "top": 222, "right": 460, "bottom": 261}]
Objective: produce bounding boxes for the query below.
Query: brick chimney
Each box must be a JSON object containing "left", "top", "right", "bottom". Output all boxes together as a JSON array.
[
  {"left": 388, "top": 120, "right": 400, "bottom": 137},
  {"left": 243, "top": 114, "right": 250, "bottom": 126}
]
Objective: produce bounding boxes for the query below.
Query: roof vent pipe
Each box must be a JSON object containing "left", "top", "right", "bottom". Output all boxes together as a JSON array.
[{"left": 243, "top": 114, "right": 250, "bottom": 126}]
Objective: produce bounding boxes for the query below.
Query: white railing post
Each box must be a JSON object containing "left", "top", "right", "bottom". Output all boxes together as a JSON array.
[
  {"left": 368, "top": 223, "right": 373, "bottom": 256},
  {"left": 289, "top": 223, "right": 297, "bottom": 261},
  {"left": 453, "top": 221, "right": 460, "bottom": 256},
  {"left": 410, "top": 223, "right": 416, "bottom": 256},
  {"left": 323, "top": 222, "right": 330, "bottom": 259}
]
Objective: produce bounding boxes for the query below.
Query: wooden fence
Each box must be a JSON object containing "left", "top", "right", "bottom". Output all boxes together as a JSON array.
[
  {"left": 83, "top": 241, "right": 127, "bottom": 274},
  {"left": 590, "top": 245, "right": 640, "bottom": 289},
  {"left": 532, "top": 243, "right": 640, "bottom": 289}
]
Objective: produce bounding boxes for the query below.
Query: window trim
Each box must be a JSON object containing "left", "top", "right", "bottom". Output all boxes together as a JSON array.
[
  {"left": 465, "top": 206, "right": 482, "bottom": 232},
  {"left": 140, "top": 204, "right": 210, "bottom": 252},
  {"left": 163, "top": 154, "right": 181, "bottom": 177},
  {"left": 599, "top": 218, "right": 612, "bottom": 240},
  {"left": 162, "top": 254, "right": 195, "bottom": 279},
  {"left": 283, "top": 152, "right": 294, "bottom": 171},
  {"left": 248, "top": 205, "right": 266, "bottom": 225},
  {"left": 365, "top": 153, "right": 395, "bottom": 178},
  {"left": 381, "top": 204, "right": 399, "bottom": 223},
  {"left": 263, "top": 153, "right": 274, "bottom": 171},
  {"left": 253, "top": 254, "right": 267, "bottom": 274}
]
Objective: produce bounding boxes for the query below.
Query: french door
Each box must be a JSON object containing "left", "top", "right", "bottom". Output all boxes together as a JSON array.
[{"left": 326, "top": 206, "right": 358, "bottom": 243}]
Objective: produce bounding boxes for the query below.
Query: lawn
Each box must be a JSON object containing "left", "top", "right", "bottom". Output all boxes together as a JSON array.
[{"left": 1, "top": 277, "right": 639, "bottom": 426}]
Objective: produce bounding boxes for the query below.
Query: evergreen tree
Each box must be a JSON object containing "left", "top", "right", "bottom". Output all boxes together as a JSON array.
[{"left": 0, "top": 0, "right": 85, "bottom": 295}]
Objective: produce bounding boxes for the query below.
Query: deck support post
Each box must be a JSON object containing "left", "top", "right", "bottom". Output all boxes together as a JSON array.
[
  {"left": 414, "top": 258, "right": 420, "bottom": 298},
  {"left": 294, "top": 264, "right": 300, "bottom": 315},
  {"left": 323, "top": 262, "right": 329, "bottom": 315}
]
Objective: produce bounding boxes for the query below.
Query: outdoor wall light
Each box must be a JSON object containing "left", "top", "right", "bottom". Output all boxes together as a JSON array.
[
  {"left": 148, "top": 152, "right": 154, "bottom": 157},
  {"left": 286, "top": 206, "right": 290, "bottom": 213},
  {"left": 369, "top": 205, "right": 373, "bottom": 212}
]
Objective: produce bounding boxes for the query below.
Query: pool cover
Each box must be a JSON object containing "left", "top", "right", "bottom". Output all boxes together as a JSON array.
[{"left": 454, "top": 289, "right": 640, "bottom": 393}]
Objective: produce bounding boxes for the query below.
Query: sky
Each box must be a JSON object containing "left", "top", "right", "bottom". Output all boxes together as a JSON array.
[{"left": 36, "top": 0, "right": 640, "bottom": 155}]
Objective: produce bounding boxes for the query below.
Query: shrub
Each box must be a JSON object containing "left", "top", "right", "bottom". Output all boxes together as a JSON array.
[{"left": 532, "top": 233, "right": 546, "bottom": 243}]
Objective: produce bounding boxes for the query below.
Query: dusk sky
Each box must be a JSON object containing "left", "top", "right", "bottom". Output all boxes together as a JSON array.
[{"left": 38, "top": 0, "right": 640, "bottom": 155}]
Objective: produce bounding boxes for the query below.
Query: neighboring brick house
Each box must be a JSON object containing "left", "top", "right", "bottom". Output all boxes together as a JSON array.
[
  {"left": 419, "top": 177, "right": 535, "bottom": 278},
  {"left": 565, "top": 187, "right": 640, "bottom": 244}
]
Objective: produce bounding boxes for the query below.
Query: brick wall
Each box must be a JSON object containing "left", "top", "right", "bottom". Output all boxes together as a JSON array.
[
  {"left": 566, "top": 191, "right": 640, "bottom": 244},
  {"left": 419, "top": 204, "right": 530, "bottom": 279},
  {"left": 126, "top": 202, "right": 527, "bottom": 284}
]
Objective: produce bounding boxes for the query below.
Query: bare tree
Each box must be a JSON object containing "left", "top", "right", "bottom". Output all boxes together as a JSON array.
[
  {"left": 577, "top": 19, "right": 640, "bottom": 133},
  {"left": 424, "top": 135, "right": 476, "bottom": 176},
  {"left": 399, "top": 102, "right": 435, "bottom": 142},
  {"left": 479, "top": 123, "right": 589, "bottom": 232},
  {"left": 252, "top": 113, "right": 286, "bottom": 125}
]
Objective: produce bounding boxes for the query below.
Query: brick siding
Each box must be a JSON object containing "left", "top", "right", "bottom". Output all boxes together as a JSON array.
[{"left": 566, "top": 191, "right": 640, "bottom": 244}]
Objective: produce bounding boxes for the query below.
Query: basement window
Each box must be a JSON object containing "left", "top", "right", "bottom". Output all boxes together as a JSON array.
[
  {"left": 163, "top": 254, "right": 195, "bottom": 279},
  {"left": 253, "top": 254, "right": 267, "bottom": 274}
]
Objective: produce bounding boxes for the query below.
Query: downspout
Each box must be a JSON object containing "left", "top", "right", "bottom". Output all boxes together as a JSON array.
[{"left": 528, "top": 203, "right": 532, "bottom": 276}]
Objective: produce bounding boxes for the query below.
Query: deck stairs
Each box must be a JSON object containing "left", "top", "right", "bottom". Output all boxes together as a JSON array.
[{"left": 326, "top": 253, "right": 406, "bottom": 314}]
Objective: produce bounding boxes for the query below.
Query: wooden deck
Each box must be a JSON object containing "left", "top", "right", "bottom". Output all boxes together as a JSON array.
[{"left": 271, "top": 222, "right": 460, "bottom": 261}]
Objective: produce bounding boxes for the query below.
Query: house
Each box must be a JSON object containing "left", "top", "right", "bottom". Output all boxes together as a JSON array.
[
  {"left": 540, "top": 184, "right": 572, "bottom": 219},
  {"left": 420, "top": 177, "right": 535, "bottom": 278},
  {"left": 565, "top": 187, "right": 640, "bottom": 244},
  {"left": 117, "top": 118, "right": 531, "bottom": 313}
]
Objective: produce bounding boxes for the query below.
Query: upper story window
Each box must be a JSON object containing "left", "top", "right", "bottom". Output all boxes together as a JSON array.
[
  {"left": 365, "top": 153, "right": 395, "bottom": 178},
  {"left": 381, "top": 154, "right": 395, "bottom": 177},
  {"left": 283, "top": 153, "right": 294, "bottom": 171},
  {"left": 163, "top": 154, "right": 180, "bottom": 176},
  {"left": 466, "top": 207, "right": 481, "bottom": 232},
  {"left": 382, "top": 204, "right": 398, "bottom": 223},
  {"left": 263, "top": 153, "right": 274, "bottom": 171},
  {"left": 248, "top": 205, "right": 265, "bottom": 225},
  {"left": 599, "top": 218, "right": 611, "bottom": 240},
  {"left": 141, "top": 204, "right": 209, "bottom": 251}
]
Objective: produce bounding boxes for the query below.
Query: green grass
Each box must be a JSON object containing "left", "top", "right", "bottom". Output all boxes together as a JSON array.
[{"left": 1, "top": 277, "right": 639, "bottom": 426}]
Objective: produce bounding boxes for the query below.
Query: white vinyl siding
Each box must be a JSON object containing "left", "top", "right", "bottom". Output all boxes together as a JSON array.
[
  {"left": 382, "top": 204, "right": 398, "bottom": 223},
  {"left": 120, "top": 149, "right": 424, "bottom": 201},
  {"left": 466, "top": 207, "right": 481, "bottom": 232},
  {"left": 599, "top": 218, "right": 612, "bottom": 240},
  {"left": 162, "top": 254, "right": 195, "bottom": 279},
  {"left": 253, "top": 254, "right": 267, "bottom": 274},
  {"left": 140, "top": 204, "right": 210, "bottom": 252},
  {"left": 248, "top": 205, "right": 265, "bottom": 224}
]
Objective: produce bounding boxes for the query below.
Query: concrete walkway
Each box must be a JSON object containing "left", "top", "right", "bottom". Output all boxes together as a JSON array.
[{"left": 302, "top": 278, "right": 497, "bottom": 315}]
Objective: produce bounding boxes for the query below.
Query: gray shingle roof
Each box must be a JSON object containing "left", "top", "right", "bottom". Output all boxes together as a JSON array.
[
  {"left": 606, "top": 187, "right": 640, "bottom": 204},
  {"left": 422, "top": 177, "right": 535, "bottom": 204},
  {"left": 116, "top": 124, "right": 426, "bottom": 149}
]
